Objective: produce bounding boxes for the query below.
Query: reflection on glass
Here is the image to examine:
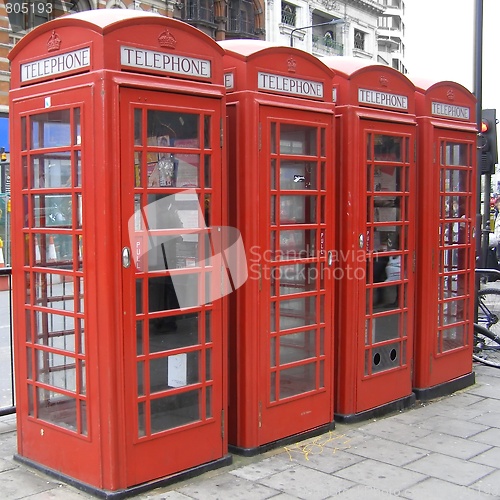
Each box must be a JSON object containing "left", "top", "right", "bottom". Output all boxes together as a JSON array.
[
  {"left": 442, "top": 168, "right": 468, "bottom": 193},
  {"left": 373, "top": 135, "right": 402, "bottom": 161},
  {"left": 278, "top": 263, "right": 318, "bottom": 295},
  {"left": 37, "top": 388, "right": 78, "bottom": 432},
  {"left": 74, "top": 108, "right": 81, "bottom": 146},
  {"left": 31, "top": 109, "right": 71, "bottom": 149},
  {"left": 32, "top": 153, "right": 72, "bottom": 189},
  {"left": 280, "top": 124, "right": 317, "bottom": 155},
  {"left": 36, "top": 350, "right": 76, "bottom": 392},
  {"left": 279, "top": 229, "right": 315, "bottom": 259},
  {"left": 279, "top": 363, "right": 315, "bottom": 398},
  {"left": 373, "top": 166, "right": 401, "bottom": 193},
  {"left": 441, "top": 325, "right": 465, "bottom": 351},
  {"left": 280, "top": 162, "right": 317, "bottom": 190},
  {"left": 280, "top": 195, "right": 316, "bottom": 224},
  {"left": 279, "top": 297, "right": 317, "bottom": 330},
  {"left": 443, "top": 142, "right": 468, "bottom": 167},
  {"left": 149, "top": 312, "right": 199, "bottom": 353},
  {"left": 150, "top": 389, "right": 200, "bottom": 433},
  {"left": 279, "top": 330, "right": 316, "bottom": 363}
]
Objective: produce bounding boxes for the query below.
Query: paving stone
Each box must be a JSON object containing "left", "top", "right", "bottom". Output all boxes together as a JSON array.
[
  {"left": 358, "top": 419, "right": 433, "bottom": 444},
  {"left": 417, "top": 415, "right": 489, "bottom": 438},
  {"left": 176, "top": 472, "right": 280, "bottom": 500},
  {"left": 408, "top": 432, "right": 491, "bottom": 460},
  {"left": 470, "top": 427, "right": 500, "bottom": 446},
  {"left": 404, "top": 453, "right": 494, "bottom": 486},
  {"left": 400, "top": 476, "right": 494, "bottom": 500},
  {"left": 469, "top": 410, "right": 500, "bottom": 429},
  {"left": 469, "top": 469, "right": 500, "bottom": 497},
  {"left": 343, "top": 436, "right": 428, "bottom": 467},
  {"left": 0, "top": 468, "right": 61, "bottom": 499},
  {"left": 258, "top": 464, "right": 355, "bottom": 500},
  {"left": 467, "top": 383, "right": 500, "bottom": 400},
  {"left": 470, "top": 446, "right": 500, "bottom": 468},
  {"left": 333, "top": 458, "right": 426, "bottom": 492},
  {"left": 323, "top": 484, "right": 397, "bottom": 499},
  {"left": 228, "top": 455, "right": 295, "bottom": 481}
]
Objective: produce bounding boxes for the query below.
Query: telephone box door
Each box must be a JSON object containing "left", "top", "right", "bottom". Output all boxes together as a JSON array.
[
  {"left": 359, "top": 120, "right": 416, "bottom": 412},
  {"left": 430, "top": 129, "right": 475, "bottom": 382},
  {"left": 258, "top": 105, "right": 335, "bottom": 443},
  {"left": 120, "top": 88, "right": 225, "bottom": 485}
]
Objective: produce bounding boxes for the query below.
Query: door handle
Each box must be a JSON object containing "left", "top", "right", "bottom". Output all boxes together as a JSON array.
[
  {"left": 122, "top": 247, "right": 131, "bottom": 268},
  {"left": 328, "top": 250, "right": 334, "bottom": 267}
]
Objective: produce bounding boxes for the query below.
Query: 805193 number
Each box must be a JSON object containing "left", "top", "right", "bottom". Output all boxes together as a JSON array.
[{"left": 6, "top": 2, "right": 53, "bottom": 15}]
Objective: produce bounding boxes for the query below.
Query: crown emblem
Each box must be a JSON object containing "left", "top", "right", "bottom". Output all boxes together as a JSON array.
[
  {"left": 379, "top": 75, "right": 389, "bottom": 87},
  {"left": 47, "top": 30, "right": 61, "bottom": 52},
  {"left": 287, "top": 57, "right": 297, "bottom": 73},
  {"left": 159, "top": 30, "right": 176, "bottom": 49},
  {"left": 447, "top": 89, "right": 455, "bottom": 101}
]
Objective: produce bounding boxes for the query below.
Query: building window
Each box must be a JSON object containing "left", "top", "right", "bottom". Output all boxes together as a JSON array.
[
  {"left": 228, "top": 0, "right": 255, "bottom": 35},
  {"left": 354, "top": 29, "right": 365, "bottom": 51},
  {"left": 281, "top": 2, "right": 296, "bottom": 27},
  {"left": 7, "top": 0, "right": 54, "bottom": 32},
  {"left": 182, "top": 0, "right": 215, "bottom": 24}
]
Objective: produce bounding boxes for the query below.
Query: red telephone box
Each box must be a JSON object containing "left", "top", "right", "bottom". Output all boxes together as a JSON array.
[
  {"left": 321, "top": 57, "right": 417, "bottom": 422},
  {"left": 220, "top": 40, "right": 336, "bottom": 454},
  {"left": 9, "top": 10, "right": 229, "bottom": 495},
  {"left": 412, "top": 78, "right": 476, "bottom": 399}
]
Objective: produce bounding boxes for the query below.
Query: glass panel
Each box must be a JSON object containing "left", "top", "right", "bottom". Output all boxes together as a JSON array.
[
  {"left": 148, "top": 273, "right": 198, "bottom": 311},
  {"left": 373, "top": 166, "right": 401, "bottom": 193},
  {"left": 270, "top": 337, "right": 276, "bottom": 367},
  {"left": 77, "top": 318, "right": 85, "bottom": 355},
  {"left": 204, "top": 115, "right": 211, "bottom": 149},
  {"left": 205, "top": 349, "right": 212, "bottom": 381},
  {"left": 279, "top": 363, "right": 315, "bottom": 398},
  {"left": 134, "top": 108, "right": 142, "bottom": 146},
  {"left": 373, "top": 200, "right": 401, "bottom": 223},
  {"left": 75, "top": 151, "right": 82, "bottom": 187},
  {"left": 373, "top": 228, "right": 401, "bottom": 252},
  {"left": 34, "top": 310, "right": 76, "bottom": 351},
  {"left": 138, "top": 402, "right": 146, "bottom": 437},
  {"left": 22, "top": 156, "right": 28, "bottom": 189},
  {"left": 271, "top": 159, "right": 276, "bottom": 190},
  {"left": 320, "top": 128, "right": 325, "bottom": 157},
  {"left": 371, "top": 313, "right": 400, "bottom": 343},
  {"left": 373, "top": 135, "right": 402, "bottom": 161},
  {"left": 445, "top": 142, "right": 468, "bottom": 166},
  {"left": 73, "top": 108, "right": 81, "bottom": 146},
  {"left": 279, "top": 297, "right": 317, "bottom": 330},
  {"left": 440, "top": 300, "right": 465, "bottom": 325},
  {"left": 279, "top": 330, "right": 316, "bottom": 364},
  {"left": 31, "top": 110, "right": 71, "bottom": 149},
  {"left": 33, "top": 194, "right": 72, "bottom": 229},
  {"left": 21, "top": 116, "right": 27, "bottom": 151},
  {"left": 149, "top": 312, "right": 199, "bottom": 353},
  {"left": 270, "top": 372, "right": 276, "bottom": 402},
  {"left": 271, "top": 196, "right": 276, "bottom": 225},
  {"left": 279, "top": 195, "right": 316, "bottom": 224},
  {"left": 150, "top": 351, "right": 200, "bottom": 393},
  {"left": 442, "top": 168, "right": 468, "bottom": 192},
  {"left": 136, "top": 320, "right": 143, "bottom": 356},
  {"left": 32, "top": 152, "right": 72, "bottom": 188},
  {"left": 371, "top": 342, "right": 400, "bottom": 373},
  {"left": 279, "top": 162, "right": 317, "bottom": 190},
  {"left": 176, "top": 153, "right": 200, "bottom": 188},
  {"left": 278, "top": 263, "right": 318, "bottom": 295},
  {"left": 206, "top": 386, "right": 212, "bottom": 419},
  {"left": 37, "top": 389, "right": 77, "bottom": 431},
  {"left": 79, "top": 400, "right": 87, "bottom": 436},
  {"left": 147, "top": 110, "right": 199, "bottom": 149},
  {"left": 442, "top": 196, "right": 467, "bottom": 218},
  {"left": 279, "top": 229, "right": 316, "bottom": 259},
  {"left": 137, "top": 361, "right": 145, "bottom": 396},
  {"left": 36, "top": 350, "right": 77, "bottom": 391},
  {"left": 134, "top": 151, "right": 142, "bottom": 187},
  {"left": 206, "top": 311, "right": 211, "bottom": 343},
  {"left": 204, "top": 155, "right": 211, "bottom": 188},
  {"left": 33, "top": 273, "right": 74, "bottom": 311},
  {"left": 270, "top": 122, "right": 277, "bottom": 154},
  {"left": 366, "top": 133, "right": 372, "bottom": 161},
  {"left": 150, "top": 390, "right": 200, "bottom": 432},
  {"left": 442, "top": 325, "right": 464, "bottom": 351},
  {"left": 280, "top": 124, "right": 317, "bottom": 155},
  {"left": 34, "top": 232, "right": 73, "bottom": 269}
]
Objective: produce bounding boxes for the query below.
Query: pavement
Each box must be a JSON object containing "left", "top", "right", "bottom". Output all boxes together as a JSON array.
[{"left": 1, "top": 363, "right": 500, "bottom": 499}]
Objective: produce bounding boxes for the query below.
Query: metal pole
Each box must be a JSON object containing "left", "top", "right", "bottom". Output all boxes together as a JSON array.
[{"left": 474, "top": 0, "right": 484, "bottom": 266}]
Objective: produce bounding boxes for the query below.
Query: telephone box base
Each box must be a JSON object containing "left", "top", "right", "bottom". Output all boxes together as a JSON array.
[
  {"left": 334, "top": 394, "right": 416, "bottom": 424},
  {"left": 14, "top": 453, "right": 233, "bottom": 499},
  {"left": 413, "top": 372, "right": 475, "bottom": 402},
  {"left": 229, "top": 421, "right": 336, "bottom": 457}
]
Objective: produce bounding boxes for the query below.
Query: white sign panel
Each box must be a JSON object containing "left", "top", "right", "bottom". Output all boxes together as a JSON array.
[
  {"left": 120, "top": 46, "right": 211, "bottom": 78},
  {"left": 258, "top": 72, "right": 323, "bottom": 98},
  {"left": 168, "top": 353, "right": 187, "bottom": 388},
  {"left": 431, "top": 102, "right": 470, "bottom": 120},
  {"left": 21, "top": 47, "right": 91, "bottom": 82},
  {"left": 358, "top": 88, "right": 408, "bottom": 110}
]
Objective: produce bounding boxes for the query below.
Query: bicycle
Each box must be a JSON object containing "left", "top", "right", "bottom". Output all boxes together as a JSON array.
[{"left": 474, "top": 269, "right": 500, "bottom": 368}]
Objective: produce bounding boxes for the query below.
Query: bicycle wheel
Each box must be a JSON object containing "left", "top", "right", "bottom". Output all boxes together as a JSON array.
[
  {"left": 473, "top": 323, "right": 500, "bottom": 368},
  {"left": 477, "top": 288, "right": 500, "bottom": 336}
]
